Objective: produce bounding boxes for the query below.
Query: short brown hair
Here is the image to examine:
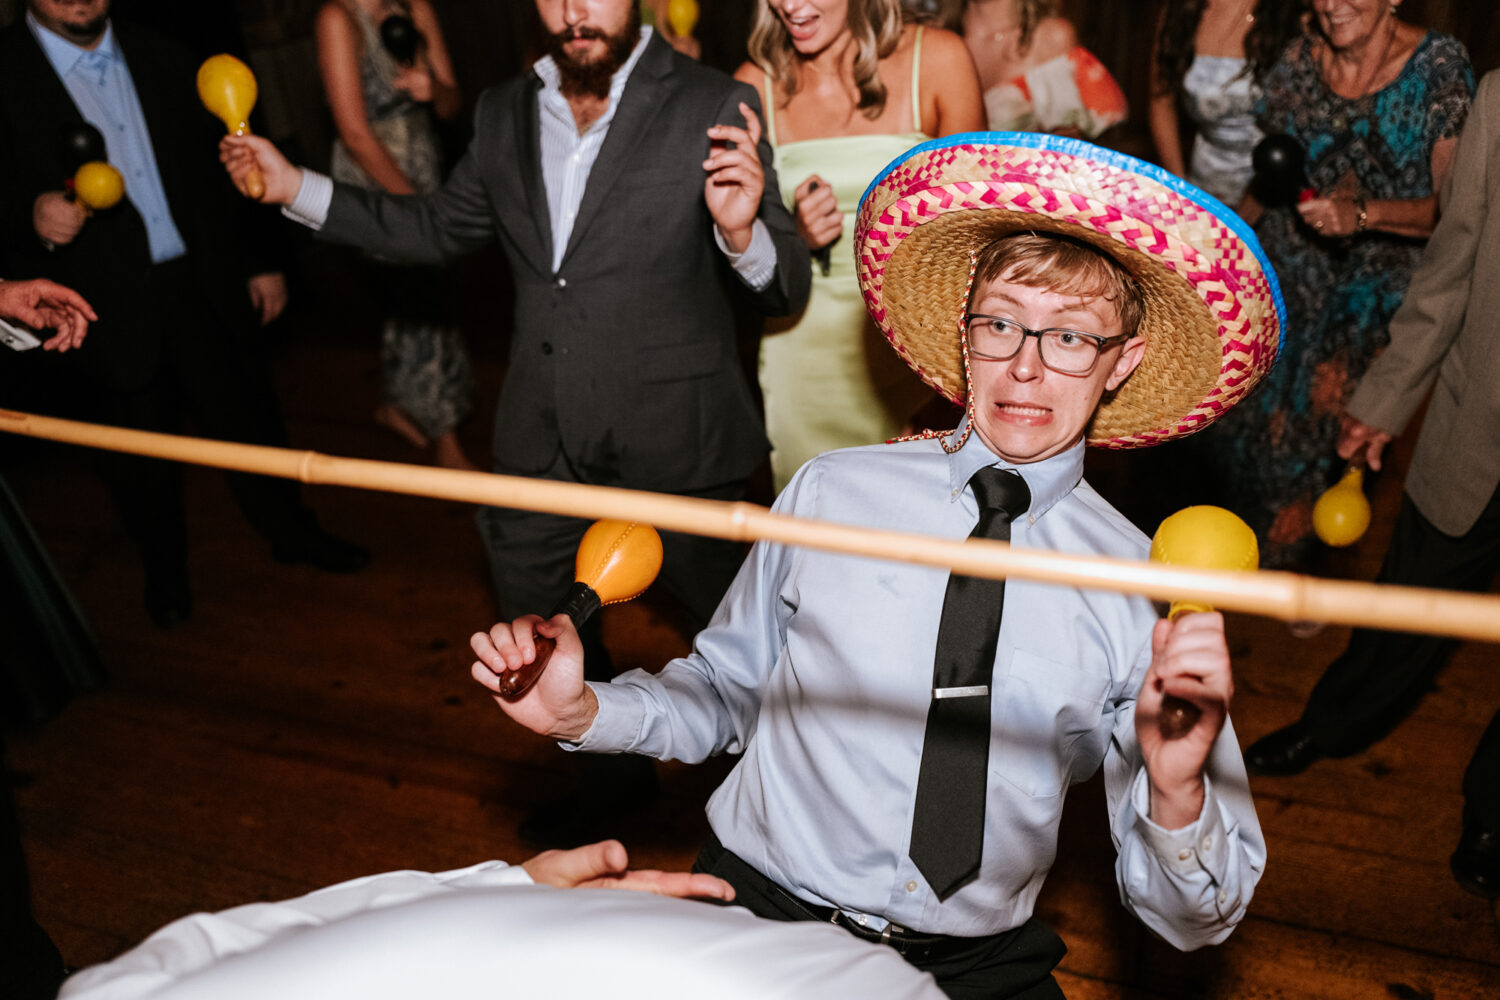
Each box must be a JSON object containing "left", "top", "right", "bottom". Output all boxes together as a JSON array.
[{"left": 972, "top": 232, "right": 1145, "bottom": 337}]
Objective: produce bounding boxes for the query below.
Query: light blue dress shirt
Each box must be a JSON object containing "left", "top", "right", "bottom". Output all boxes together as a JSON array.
[
  {"left": 579, "top": 426, "right": 1266, "bottom": 946},
  {"left": 29, "top": 13, "right": 187, "bottom": 264}
]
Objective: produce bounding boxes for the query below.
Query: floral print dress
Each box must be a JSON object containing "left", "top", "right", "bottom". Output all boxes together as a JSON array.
[{"left": 1200, "top": 31, "right": 1472, "bottom": 567}]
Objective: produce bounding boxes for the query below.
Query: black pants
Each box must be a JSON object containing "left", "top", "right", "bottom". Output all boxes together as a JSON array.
[
  {"left": 693, "top": 833, "right": 1066, "bottom": 1000},
  {"left": 1303, "top": 487, "right": 1500, "bottom": 832}
]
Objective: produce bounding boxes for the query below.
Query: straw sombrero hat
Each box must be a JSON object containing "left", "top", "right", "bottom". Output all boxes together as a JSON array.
[{"left": 855, "top": 132, "right": 1284, "bottom": 448}]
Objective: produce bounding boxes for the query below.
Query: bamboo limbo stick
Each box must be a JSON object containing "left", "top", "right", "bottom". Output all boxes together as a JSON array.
[{"left": 5, "top": 407, "right": 1500, "bottom": 643}]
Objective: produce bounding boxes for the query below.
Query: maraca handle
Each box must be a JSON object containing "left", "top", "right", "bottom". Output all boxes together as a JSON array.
[
  {"left": 245, "top": 167, "right": 266, "bottom": 201},
  {"left": 1158, "top": 604, "right": 1204, "bottom": 740},
  {"left": 495, "top": 582, "right": 603, "bottom": 701}
]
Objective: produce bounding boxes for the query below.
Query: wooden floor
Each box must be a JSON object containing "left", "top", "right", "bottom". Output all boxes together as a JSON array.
[{"left": 6, "top": 251, "right": 1500, "bottom": 998}]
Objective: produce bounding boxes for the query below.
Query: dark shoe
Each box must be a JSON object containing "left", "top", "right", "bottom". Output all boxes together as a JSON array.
[
  {"left": 144, "top": 570, "right": 193, "bottom": 628},
  {"left": 519, "top": 757, "right": 659, "bottom": 850},
  {"left": 1245, "top": 721, "right": 1325, "bottom": 777},
  {"left": 1450, "top": 826, "right": 1500, "bottom": 899},
  {"left": 271, "top": 528, "right": 370, "bottom": 573}
]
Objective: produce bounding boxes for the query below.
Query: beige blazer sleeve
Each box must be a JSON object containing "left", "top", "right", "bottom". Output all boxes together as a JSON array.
[{"left": 1345, "top": 70, "right": 1495, "bottom": 437}]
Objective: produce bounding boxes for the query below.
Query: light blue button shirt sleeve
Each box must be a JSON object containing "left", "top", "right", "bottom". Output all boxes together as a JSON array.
[
  {"left": 1107, "top": 692, "right": 1266, "bottom": 950},
  {"left": 576, "top": 472, "right": 803, "bottom": 761}
]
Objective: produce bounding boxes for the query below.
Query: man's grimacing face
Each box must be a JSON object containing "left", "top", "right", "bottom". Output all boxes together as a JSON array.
[{"left": 966, "top": 276, "right": 1145, "bottom": 466}]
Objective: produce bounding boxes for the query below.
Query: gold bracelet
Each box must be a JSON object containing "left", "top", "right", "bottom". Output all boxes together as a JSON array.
[{"left": 1354, "top": 197, "right": 1368, "bottom": 234}]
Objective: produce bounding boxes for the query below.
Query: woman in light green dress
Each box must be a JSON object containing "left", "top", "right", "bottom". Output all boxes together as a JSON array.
[{"left": 738, "top": 0, "right": 984, "bottom": 491}]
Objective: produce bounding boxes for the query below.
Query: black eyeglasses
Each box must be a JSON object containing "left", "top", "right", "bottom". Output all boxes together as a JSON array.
[{"left": 963, "top": 315, "right": 1130, "bottom": 375}]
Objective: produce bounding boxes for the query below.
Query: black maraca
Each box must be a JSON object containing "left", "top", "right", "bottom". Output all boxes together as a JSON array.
[
  {"left": 58, "top": 122, "right": 107, "bottom": 176},
  {"left": 1250, "top": 133, "right": 1310, "bottom": 208},
  {"left": 379, "top": 14, "right": 419, "bottom": 67}
]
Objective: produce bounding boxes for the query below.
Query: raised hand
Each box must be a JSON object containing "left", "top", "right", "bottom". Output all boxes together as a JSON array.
[
  {"left": 218, "top": 134, "right": 302, "bottom": 205},
  {"left": 522, "top": 839, "right": 735, "bottom": 901},
  {"left": 1135, "top": 612, "right": 1232, "bottom": 829},
  {"left": 792, "top": 174, "right": 841, "bottom": 252},
  {"left": 470, "top": 614, "right": 598, "bottom": 740},
  {"left": 703, "top": 102, "right": 765, "bottom": 253}
]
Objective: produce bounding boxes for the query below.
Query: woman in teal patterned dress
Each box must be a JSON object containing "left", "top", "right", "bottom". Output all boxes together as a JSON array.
[{"left": 1201, "top": 0, "right": 1472, "bottom": 567}]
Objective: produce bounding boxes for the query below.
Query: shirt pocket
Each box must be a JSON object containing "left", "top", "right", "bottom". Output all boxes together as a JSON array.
[{"left": 990, "top": 649, "right": 1111, "bottom": 798}]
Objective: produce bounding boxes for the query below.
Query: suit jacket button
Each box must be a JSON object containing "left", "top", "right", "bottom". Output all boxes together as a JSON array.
[
  {"left": 541, "top": 342, "right": 553, "bottom": 355},
  {"left": 555, "top": 278, "right": 567, "bottom": 289}
]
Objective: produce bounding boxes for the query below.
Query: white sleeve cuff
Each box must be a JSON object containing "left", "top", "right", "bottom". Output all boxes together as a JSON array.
[
  {"left": 281, "top": 170, "right": 334, "bottom": 230},
  {"left": 1130, "top": 770, "right": 1230, "bottom": 879},
  {"left": 714, "top": 218, "right": 777, "bottom": 292}
]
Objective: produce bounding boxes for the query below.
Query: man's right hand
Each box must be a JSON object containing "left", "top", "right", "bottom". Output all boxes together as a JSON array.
[
  {"left": 33, "top": 192, "right": 87, "bottom": 246},
  {"left": 218, "top": 134, "right": 303, "bottom": 205},
  {"left": 470, "top": 614, "right": 598, "bottom": 741},
  {"left": 1337, "top": 412, "right": 1394, "bottom": 471}
]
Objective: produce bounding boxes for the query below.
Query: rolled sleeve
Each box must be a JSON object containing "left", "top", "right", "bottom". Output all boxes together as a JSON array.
[{"left": 567, "top": 681, "right": 652, "bottom": 753}]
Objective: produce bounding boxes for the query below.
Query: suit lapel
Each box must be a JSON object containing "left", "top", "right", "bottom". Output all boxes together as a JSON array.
[
  {"left": 515, "top": 74, "right": 555, "bottom": 269},
  {"left": 558, "top": 34, "right": 673, "bottom": 270}
]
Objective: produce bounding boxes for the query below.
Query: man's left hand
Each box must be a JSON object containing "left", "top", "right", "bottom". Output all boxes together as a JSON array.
[
  {"left": 0, "top": 277, "right": 98, "bottom": 352},
  {"left": 522, "top": 839, "right": 735, "bottom": 901},
  {"left": 703, "top": 102, "right": 765, "bottom": 254},
  {"left": 247, "top": 273, "right": 289, "bottom": 326},
  {"left": 1135, "top": 611, "right": 1232, "bottom": 829}
]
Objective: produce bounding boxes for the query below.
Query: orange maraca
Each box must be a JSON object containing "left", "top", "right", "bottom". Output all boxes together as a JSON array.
[
  {"left": 1313, "top": 466, "right": 1371, "bottom": 547},
  {"left": 496, "top": 520, "right": 664, "bottom": 700},
  {"left": 1148, "top": 506, "right": 1258, "bottom": 739},
  {"left": 196, "top": 54, "right": 264, "bottom": 200}
]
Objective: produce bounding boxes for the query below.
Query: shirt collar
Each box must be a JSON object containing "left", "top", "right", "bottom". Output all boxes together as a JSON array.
[
  {"left": 533, "top": 25, "right": 652, "bottom": 105},
  {"left": 27, "top": 11, "right": 118, "bottom": 78},
  {"left": 945, "top": 419, "right": 1084, "bottom": 522}
]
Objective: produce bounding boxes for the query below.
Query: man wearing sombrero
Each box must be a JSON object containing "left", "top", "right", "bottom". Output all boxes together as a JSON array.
[{"left": 473, "top": 133, "right": 1279, "bottom": 997}]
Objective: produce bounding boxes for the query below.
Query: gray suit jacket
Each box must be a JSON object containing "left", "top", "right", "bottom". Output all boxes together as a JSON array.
[
  {"left": 1348, "top": 69, "right": 1500, "bottom": 537},
  {"left": 320, "top": 34, "right": 810, "bottom": 491}
]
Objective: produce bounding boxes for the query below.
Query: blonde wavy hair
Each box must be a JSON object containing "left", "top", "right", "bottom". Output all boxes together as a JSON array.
[{"left": 748, "top": 0, "right": 907, "bottom": 119}]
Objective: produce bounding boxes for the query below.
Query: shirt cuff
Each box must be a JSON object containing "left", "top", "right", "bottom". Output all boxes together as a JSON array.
[
  {"left": 714, "top": 218, "right": 777, "bottom": 292},
  {"left": 564, "top": 681, "right": 649, "bottom": 753},
  {"left": 282, "top": 169, "right": 333, "bottom": 230},
  {"left": 1130, "top": 769, "right": 1230, "bottom": 880}
]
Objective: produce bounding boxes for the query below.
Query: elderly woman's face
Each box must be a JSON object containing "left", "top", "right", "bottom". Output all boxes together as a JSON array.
[
  {"left": 771, "top": 0, "right": 852, "bottom": 56},
  {"left": 1313, "top": 0, "right": 1396, "bottom": 52}
]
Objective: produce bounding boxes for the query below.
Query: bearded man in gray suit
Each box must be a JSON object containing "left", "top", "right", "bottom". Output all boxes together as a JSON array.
[
  {"left": 1246, "top": 69, "right": 1500, "bottom": 901},
  {"left": 222, "top": 0, "right": 810, "bottom": 844}
]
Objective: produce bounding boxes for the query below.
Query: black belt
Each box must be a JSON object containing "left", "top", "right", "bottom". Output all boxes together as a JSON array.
[{"left": 699, "top": 832, "right": 1015, "bottom": 965}]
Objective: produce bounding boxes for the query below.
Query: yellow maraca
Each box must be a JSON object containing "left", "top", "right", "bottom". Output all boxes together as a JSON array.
[
  {"left": 196, "top": 54, "right": 264, "bottom": 200},
  {"left": 71, "top": 161, "right": 125, "bottom": 212},
  {"left": 1313, "top": 466, "right": 1371, "bottom": 547},
  {"left": 495, "top": 520, "right": 664, "bottom": 699},
  {"left": 666, "top": 0, "right": 699, "bottom": 40},
  {"left": 1148, "top": 506, "right": 1259, "bottom": 738}
]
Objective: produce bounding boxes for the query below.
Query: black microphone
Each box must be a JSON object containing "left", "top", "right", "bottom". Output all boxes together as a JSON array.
[
  {"left": 808, "top": 180, "right": 834, "bottom": 276},
  {"left": 379, "top": 14, "right": 419, "bottom": 67}
]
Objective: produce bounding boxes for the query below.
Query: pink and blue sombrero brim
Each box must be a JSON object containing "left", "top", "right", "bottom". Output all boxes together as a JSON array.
[{"left": 855, "top": 131, "right": 1285, "bottom": 448}]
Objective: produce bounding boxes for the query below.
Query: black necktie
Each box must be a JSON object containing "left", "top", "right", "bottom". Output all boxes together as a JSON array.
[{"left": 909, "top": 466, "right": 1031, "bottom": 901}]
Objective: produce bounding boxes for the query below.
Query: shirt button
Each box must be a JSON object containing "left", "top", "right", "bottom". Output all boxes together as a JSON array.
[
  {"left": 1201, "top": 835, "right": 1213, "bottom": 851},
  {"left": 856, "top": 915, "right": 867, "bottom": 926},
  {"left": 1217, "top": 889, "right": 1228, "bottom": 905},
  {"left": 540, "top": 342, "right": 553, "bottom": 355},
  {"left": 1028, "top": 515, "right": 1036, "bottom": 525},
  {"left": 1177, "top": 848, "right": 1192, "bottom": 862},
  {"left": 905, "top": 880, "right": 918, "bottom": 892}
]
